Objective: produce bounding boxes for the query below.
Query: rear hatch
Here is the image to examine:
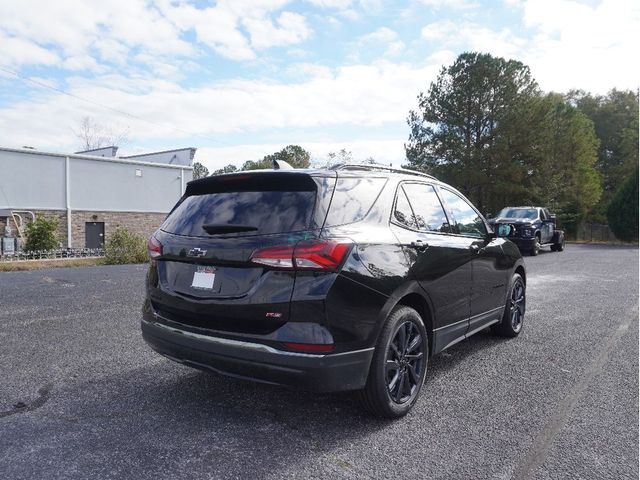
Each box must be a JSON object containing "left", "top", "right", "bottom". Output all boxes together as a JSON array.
[{"left": 149, "top": 171, "right": 335, "bottom": 335}]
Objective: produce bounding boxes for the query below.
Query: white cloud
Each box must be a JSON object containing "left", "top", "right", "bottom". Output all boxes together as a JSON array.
[
  {"left": 0, "top": 32, "right": 60, "bottom": 67},
  {"left": 520, "top": 0, "right": 640, "bottom": 92},
  {"left": 419, "top": 0, "right": 479, "bottom": 10},
  {"left": 197, "top": 138, "right": 407, "bottom": 170},
  {"left": 0, "top": 0, "right": 316, "bottom": 70},
  {"left": 421, "top": 0, "right": 640, "bottom": 92},
  {"left": 356, "top": 27, "right": 406, "bottom": 58},
  {"left": 0, "top": 61, "right": 440, "bottom": 152},
  {"left": 244, "top": 11, "right": 312, "bottom": 49}
]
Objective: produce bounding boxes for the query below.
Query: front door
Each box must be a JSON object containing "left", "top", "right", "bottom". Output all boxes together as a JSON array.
[
  {"left": 85, "top": 222, "right": 105, "bottom": 248},
  {"left": 437, "top": 188, "right": 508, "bottom": 335},
  {"left": 390, "top": 182, "right": 473, "bottom": 353}
]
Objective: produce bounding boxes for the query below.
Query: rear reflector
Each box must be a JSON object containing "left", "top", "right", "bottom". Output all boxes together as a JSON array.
[
  {"left": 282, "top": 342, "right": 335, "bottom": 353},
  {"left": 148, "top": 235, "right": 162, "bottom": 260},
  {"left": 250, "top": 239, "right": 351, "bottom": 271}
]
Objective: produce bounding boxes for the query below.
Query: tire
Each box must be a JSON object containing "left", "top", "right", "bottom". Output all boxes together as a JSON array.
[
  {"left": 491, "top": 273, "right": 526, "bottom": 338},
  {"left": 529, "top": 235, "right": 540, "bottom": 256},
  {"left": 358, "top": 306, "right": 429, "bottom": 418},
  {"left": 551, "top": 231, "right": 565, "bottom": 252}
]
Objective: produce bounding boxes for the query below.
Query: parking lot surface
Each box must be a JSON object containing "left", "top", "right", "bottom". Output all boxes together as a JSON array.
[{"left": 0, "top": 244, "right": 638, "bottom": 479}]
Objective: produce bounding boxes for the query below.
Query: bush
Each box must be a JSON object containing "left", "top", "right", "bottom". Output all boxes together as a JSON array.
[
  {"left": 104, "top": 227, "right": 148, "bottom": 264},
  {"left": 24, "top": 215, "right": 59, "bottom": 251},
  {"left": 606, "top": 169, "right": 639, "bottom": 242}
]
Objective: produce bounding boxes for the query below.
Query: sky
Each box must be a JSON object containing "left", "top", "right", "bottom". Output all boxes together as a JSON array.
[{"left": 0, "top": 0, "right": 638, "bottom": 171}]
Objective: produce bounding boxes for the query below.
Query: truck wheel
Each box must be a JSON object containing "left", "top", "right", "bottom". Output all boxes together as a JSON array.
[
  {"left": 358, "top": 306, "right": 428, "bottom": 418},
  {"left": 529, "top": 235, "right": 540, "bottom": 256},
  {"left": 551, "top": 231, "right": 565, "bottom": 252},
  {"left": 491, "top": 273, "right": 525, "bottom": 338}
]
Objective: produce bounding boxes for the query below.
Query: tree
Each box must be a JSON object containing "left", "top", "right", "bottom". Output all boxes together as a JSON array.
[
  {"left": 241, "top": 159, "right": 271, "bottom": 171},
  {"left": 263, "top": 145, "right": 311, "bottom": 168},
  {"left": 405, "top": 52, "right": 539, "bottom": 213},
  {"left": 211, "top": 164, "right": 238, "bottom": 175},
  {"left": 607, "top": 169, "right": 639, "bottom": 242},
  {"left": 192, "top": 162, "right": 209, "bottom": 179},
  {"left": 568, "top": 89, "right": 639, "bottom": 203},
  {"left": 73, "top": 116, "right": 130, "bottom": 150},
  {"left": 238, "top": 145, "right": 312, "bottom": 171},
  {"left": 24, "top": 215, "right": 59, "bottom": 251},
  {"left": 524, "top": 94, "right": 602, "bottom": 233},
  {"left": 404, "top": 52, "right": 602, "bottom": 233}
]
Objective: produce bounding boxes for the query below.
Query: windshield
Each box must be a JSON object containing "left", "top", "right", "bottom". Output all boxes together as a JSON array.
[{"left": 497, "top": 208, "right": 538, "bottom": 220}]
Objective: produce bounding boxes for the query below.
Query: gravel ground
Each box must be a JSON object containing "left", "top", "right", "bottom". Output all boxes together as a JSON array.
[{"left": 0, "top": 244, "right": 637, "bottom": 479}]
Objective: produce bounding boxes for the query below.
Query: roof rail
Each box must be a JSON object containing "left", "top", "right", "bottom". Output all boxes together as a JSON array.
[{"left": 329, "top": 163, "right": 437, "bottom": 180}]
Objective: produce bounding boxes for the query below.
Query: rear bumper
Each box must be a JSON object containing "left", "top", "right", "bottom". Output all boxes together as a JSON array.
[{"left": 141, "top": 318, "right": 373, "bottom": 392}]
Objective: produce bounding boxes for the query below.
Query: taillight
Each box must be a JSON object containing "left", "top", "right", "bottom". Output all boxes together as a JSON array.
[
  {"left": 148, "top": 235, "right": 162, "bottom": 262},
  {"left": 282, "top": 342, "right": 334, "bottom": 353},
  {"left": 250, "top": 239, "right": 351, "bottom": 271}
]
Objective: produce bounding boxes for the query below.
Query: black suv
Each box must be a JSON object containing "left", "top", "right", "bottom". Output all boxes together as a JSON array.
[
  {"left": 141, "top": 164, "right": 526, "bottom": 418},
  {"left": 489, "top": 206, "right": 565, "bottom": 256}
]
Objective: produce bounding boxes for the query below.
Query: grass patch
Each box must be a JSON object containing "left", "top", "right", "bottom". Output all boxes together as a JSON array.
[{"left": 0, "top": 257, "right": 107, "bottom": 272}]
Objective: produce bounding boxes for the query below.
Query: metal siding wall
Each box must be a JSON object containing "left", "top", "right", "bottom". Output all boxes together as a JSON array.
[
  {"left": 0, "top": 150, "right": 66, "bottom": 209},
  {"left": 0, "top": 149, "right": 188, "bottom": 213},
  {"left": 69, "top": 157, "right": 182, "bottom": 212}
]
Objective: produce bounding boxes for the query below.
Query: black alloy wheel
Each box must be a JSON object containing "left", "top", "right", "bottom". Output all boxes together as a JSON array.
[
  {"left": 385, "top": 321, "right": 426, "bottom": 404},
  {"left": 358, "top": 306, "right": 429, "bottom": 418},
  {"left": 509, "top": 278, "right": 525, "bottom": 333},
  {"left": 492, "top": 273, "right": 526, "bottom": 337}
]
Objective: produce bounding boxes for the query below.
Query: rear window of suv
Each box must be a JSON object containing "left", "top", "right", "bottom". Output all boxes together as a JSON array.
[{"left": 161, "top": 175, "right": 317, "bottom": 237}]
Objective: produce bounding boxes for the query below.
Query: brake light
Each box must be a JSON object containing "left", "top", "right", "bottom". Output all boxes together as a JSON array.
[
  {"left": 250, "top": 239, "right": 351, "bottom": 271},
  {"left": 282, "top": 342, "right": 335, "bottom": 353},
  {"left": 148, "top": 235, "right": 162, "bottom": 262}
]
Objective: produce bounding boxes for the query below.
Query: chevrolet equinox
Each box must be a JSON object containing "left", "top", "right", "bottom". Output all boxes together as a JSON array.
[{"left": 141, "top": 163, "right": 526, "bottom": 418}]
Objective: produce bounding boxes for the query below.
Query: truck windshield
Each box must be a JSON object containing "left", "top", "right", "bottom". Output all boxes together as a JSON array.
[{"left": 498, "top": 208, "right": 538, "bottom": 219}]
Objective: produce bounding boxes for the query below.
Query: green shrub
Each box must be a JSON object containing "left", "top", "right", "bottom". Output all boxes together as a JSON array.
[
  {"left": 607, "top": 169, "right": 639, "bottom": 242},
  {"left": 104, "top": 227, "right": 148, "bottom": 264},
  {"left": 24, "top": 215, "right": 59, "bottom": 251}
]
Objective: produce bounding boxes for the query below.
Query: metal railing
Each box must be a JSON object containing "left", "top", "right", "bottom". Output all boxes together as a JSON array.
[
  {"left": 575, "top": 222, "right": 619, "bottom": 243},
  {"left": 0, "top": 248, "right": 105, "bottom": 262}
]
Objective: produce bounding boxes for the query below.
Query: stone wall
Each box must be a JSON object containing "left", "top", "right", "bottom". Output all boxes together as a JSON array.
[
  {"left": 0, "top": 210, "right": 167, "bottom": 249},
  {"left": 69, "top": 211, "right": 167, "bottom": 248}
]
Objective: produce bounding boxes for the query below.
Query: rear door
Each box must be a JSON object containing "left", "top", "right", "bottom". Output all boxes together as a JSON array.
[
  {"left": 390, "top": 182, "right": 473, "bottom": 351},
  {"left": 149, "top": 172, "right": 334, "bottom": 335}
]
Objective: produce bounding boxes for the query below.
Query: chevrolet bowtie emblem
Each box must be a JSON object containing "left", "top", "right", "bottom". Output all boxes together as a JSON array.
[{"left": 187, "top": 248, "right": 207, "bottom": 257}]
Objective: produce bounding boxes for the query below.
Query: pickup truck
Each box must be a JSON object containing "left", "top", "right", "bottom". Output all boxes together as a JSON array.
[{"left": 489, "top": 206, "right": 565, "bottom": 256}]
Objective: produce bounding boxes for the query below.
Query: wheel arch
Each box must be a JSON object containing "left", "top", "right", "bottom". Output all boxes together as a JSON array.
[
  {"left": 514, "top": 263, "right": 526, "bottom": 285},
  {"left": 375, "top": 283, "right": 435, "bottom": 356}
]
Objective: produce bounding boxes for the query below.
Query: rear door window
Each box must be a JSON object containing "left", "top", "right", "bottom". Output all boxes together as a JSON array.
[
  {"left": 401, "top": 183, "right": 450, "bottom": 233},
  {"left": 161, "top": 179, "right": 317, "bottom": 237},
  {"left": 393, "top": 187, "right": 418, "bottom": 229}
]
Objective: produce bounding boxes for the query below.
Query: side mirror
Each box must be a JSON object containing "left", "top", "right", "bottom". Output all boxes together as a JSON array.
[
  {"left": 485, "top": 212, "right": 492, "bottom": 220},
  {"left": 496, "top": 224, "right": 513, "bottom": 237}
]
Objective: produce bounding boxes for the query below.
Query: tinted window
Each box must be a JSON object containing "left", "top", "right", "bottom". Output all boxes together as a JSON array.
[
  {"left": 402, "top": 183, "right": 450, "bottom": 233},
  {"left": 161, "top": 190, "right": 315, "bottom": 237},
  {"left": 393, "top": 187, "right": 418, "bottom": 229},
  {"left": 324, "top": 177, "right": 387, "bottom": 227},
  {"left": 439, "top": 189, "right": 487, "bottom": 238},
  {"left": 497, "top": 208, "right": 538, "bottom": 220}
]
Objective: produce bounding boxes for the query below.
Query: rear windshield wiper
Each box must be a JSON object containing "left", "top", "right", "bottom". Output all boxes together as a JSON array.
[{"left": 202, "top": 224, "right": 258, "bottom": 235}]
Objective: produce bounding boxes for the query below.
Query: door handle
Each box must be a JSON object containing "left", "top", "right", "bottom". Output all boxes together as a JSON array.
[{"left": 409, "top": 240, "right": 429, "bottom": 251}]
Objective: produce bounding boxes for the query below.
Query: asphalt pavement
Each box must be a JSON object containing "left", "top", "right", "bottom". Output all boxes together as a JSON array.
[{"left": 0, "top": 244, "right": 638, "bottom": 479}]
